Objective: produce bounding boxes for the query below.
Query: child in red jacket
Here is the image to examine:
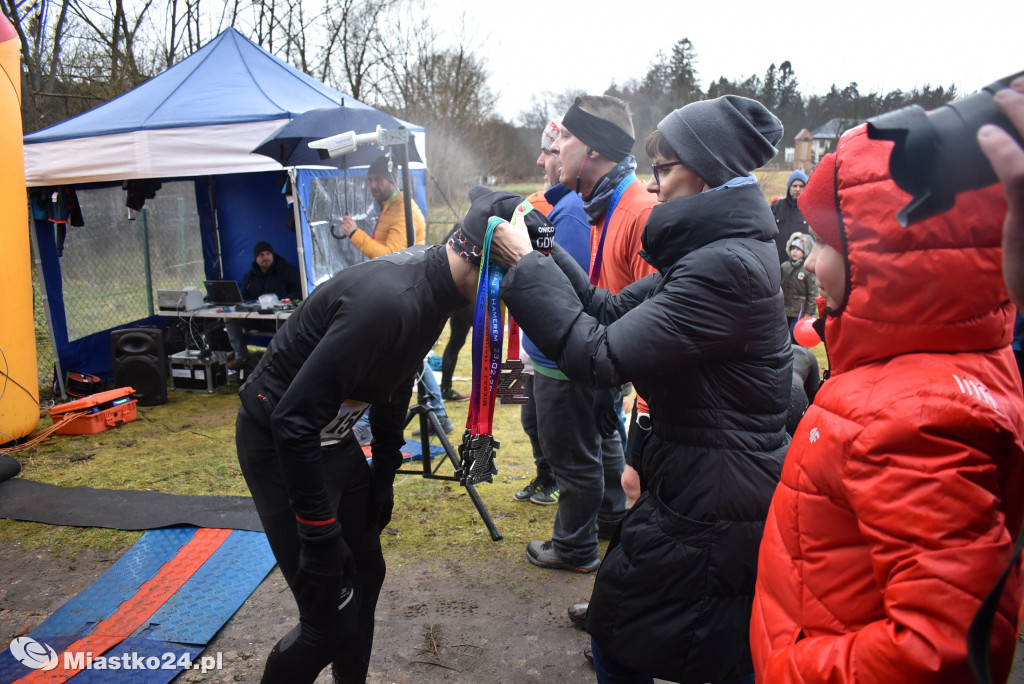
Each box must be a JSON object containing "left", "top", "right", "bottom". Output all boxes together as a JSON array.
[{"left": 750, "top": 124, "right": 1024, "bottom": 682}]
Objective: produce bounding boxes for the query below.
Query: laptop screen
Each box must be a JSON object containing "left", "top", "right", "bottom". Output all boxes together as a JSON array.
[{"left": 204, "top": 280, "right": 244, "bottom": 305}]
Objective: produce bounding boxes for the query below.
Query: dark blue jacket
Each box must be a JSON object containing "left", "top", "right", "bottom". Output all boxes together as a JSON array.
[{"left": 241, "top": 253, "right": 302, "bottom": 301}]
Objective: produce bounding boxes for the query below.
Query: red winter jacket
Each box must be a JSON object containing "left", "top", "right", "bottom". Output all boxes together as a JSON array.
[{"left": 750, "top": 126, "right": 1024, "bottom": 683}]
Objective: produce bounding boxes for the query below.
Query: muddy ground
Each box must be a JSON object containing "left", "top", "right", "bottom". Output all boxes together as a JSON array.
[
  {"left": 4, "top": 542, "right": 1024, "bottom": 683},
  {"left": 1, "top": 541, "right": 605, "bottom": 683}
]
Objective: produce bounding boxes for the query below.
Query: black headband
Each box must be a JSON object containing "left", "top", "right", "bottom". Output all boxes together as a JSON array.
[{"left": 562, "top": 104, "right": 635, "bottom": 163}]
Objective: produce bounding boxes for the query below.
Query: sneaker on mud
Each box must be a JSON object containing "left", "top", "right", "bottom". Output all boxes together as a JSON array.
[
  {"left": 529, "top": 484, "right": 560, "bottom": 505},
  {"left": 526, "top": 540, "right": 599, "bottom": 573},
  {"left": 514, "top": 476, "right": 549, "bottom": 502}
]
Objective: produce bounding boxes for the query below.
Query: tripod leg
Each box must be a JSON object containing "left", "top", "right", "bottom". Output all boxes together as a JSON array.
[
  {"left": 463, "top": 480, "right": 503, "bottom": 541},
  {"left": 406, "top": 374, "right": 503, "bottom": 541}
]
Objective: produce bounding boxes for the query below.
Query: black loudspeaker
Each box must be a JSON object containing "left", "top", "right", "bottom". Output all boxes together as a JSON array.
[{"left": 111, "top": 327, "right": 167, "bottom": 406}]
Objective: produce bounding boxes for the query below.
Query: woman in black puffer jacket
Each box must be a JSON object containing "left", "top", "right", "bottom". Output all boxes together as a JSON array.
[{"left": 493, "top": 96, "right": 792, "bottom": 684}]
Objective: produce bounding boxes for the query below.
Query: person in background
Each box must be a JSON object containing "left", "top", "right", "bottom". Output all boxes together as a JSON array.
[
  {"left": 493, "top": 94, "right": 791, "bottom": 684},
  {"left": 771, "top": 169, "right": 808, "bottom": 263},
  {"left": 751, "top": 124, "right": 1024, "bottom": 682},
  {"left": 226, "top": 240, "right": 302, "bottom": 370},
  {"left": 339, "top": 154, "right": 425, "bottom": 258},
  {"left": 549, "top": 93, "right": 657, "bottom": 539},
  {"left": 515, "top": 123, "right": 562, "bottom": 505},
  {"left": 786, "top": 344, "right": 819, "bottom": 436},
  {"left": 780, "top": 232, "right": 818, "bottom": 339},
  {"left": 518, "top": 98, "right": 655, "bottom": 571},
  {"left": 517, "top": 118, "right": 628, "bottom": 560},
  {"left": 338, "top": 153, "right": 452, "bottom": 434}
]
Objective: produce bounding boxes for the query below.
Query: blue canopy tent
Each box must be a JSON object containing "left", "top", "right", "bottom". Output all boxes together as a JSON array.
[{"left": 23, "top": 28, "right": 427, "bottom": 384}]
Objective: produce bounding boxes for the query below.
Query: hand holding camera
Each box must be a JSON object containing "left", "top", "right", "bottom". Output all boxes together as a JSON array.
[
  {"left": 977, "top": 77, "right": 1024, "bottom": 308},
  {"left": 867, "top": 69, "right": 1024, "bottom": 225}
]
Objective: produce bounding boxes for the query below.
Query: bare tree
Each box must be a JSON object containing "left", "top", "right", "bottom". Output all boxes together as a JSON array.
[
  {"left": 316, "top": 0, "right": 397, "bottom": 101},
  {"left": 161, "top": 0, "right": 204, "bottom": 67},
  {"left": 3, "top": 0, "right": 75, "bottom": 129},
  {"left": 69, "top": 0, "right": 155, "bottom": 87},
  {"left": 4, "top": 0, "right": 157, "bottom": 131}
]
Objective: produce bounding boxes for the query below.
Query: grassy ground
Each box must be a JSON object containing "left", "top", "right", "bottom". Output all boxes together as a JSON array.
[
  {"left": 11, "top": 169, "right": 823, "bottom": 563},
  {"left": 3, "top": 325, "right": 572, "bottom": 569}
]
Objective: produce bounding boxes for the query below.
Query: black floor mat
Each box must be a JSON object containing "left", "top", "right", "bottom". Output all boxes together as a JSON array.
[{"left": 0, "top": 479, "right": 262, "bottom": 531}]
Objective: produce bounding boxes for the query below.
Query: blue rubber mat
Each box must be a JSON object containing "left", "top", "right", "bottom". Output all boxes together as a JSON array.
[
  {"left": 31, "top": 527, "right": 198, "bottom": 639},
  {"left": 141, "top": 531, "right": 273, "bottom": 644},
  {"left": 0, "top": 527, "right": 276, "bottom": 683},
  {"left": 401, "top": 437, "right": 446, "bottom": 462}
]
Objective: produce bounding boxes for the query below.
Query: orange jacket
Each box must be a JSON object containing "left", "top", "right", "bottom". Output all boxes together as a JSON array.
[
  {"left": 589, "top": 178, "right": 657, "bottom": 294},
  {"left": 526, "top": 189, "right": 553, "bottom": 217},
  {"left": 751, "top": 126, "right": 1024, "bottom": 682},
  {"left": 349, "top": 191, "right": 425, "bottom": 258}
]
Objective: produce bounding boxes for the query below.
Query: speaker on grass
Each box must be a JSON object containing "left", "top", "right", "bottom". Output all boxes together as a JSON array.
[{"left": 111, "top": 327, "right": 167, "bottom": 406}]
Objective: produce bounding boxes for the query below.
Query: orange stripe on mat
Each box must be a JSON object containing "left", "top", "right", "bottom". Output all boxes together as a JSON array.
[{"left": 16, "top": 528, "right": 232, "bottom": 683}]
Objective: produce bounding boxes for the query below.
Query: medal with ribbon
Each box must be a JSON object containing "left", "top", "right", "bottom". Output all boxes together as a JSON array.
[{"left": 458, "top": 201, "right": 533, "bottom": 486}]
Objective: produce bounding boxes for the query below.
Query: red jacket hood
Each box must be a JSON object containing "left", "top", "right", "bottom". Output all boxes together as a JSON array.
[{"left": 815, "top": 126, "right": 1012, "bottom": 374}]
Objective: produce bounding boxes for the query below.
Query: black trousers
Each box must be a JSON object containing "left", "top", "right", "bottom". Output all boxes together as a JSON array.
[
  {"left": 236, "top": 406, "right": 385, "bottom": 684},
  {"left": 441, "top": 303, "right": 473, "bottom": 392}
]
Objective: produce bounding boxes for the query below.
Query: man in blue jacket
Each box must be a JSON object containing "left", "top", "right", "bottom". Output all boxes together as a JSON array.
[{"left": 518, "top": 119, "right": 627, "bottom": 573}]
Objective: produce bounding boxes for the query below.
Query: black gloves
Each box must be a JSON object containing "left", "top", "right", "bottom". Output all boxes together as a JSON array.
[
  {"left": 369, "top": 462, "right": 397, "bottom": 532},
  {"left": 592, "top": 387, "right": 621, "bottom": 438},
  {"left": 296, "top": 524, "right": 354, "bottom": 581},
  {"left": 293, "top": 525, "right": 359, "bottom": 642}
]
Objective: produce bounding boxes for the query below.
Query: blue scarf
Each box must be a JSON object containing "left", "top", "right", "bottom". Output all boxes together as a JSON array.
[{"left": 583, "top": 155, "right": 637, "bottom": 224}]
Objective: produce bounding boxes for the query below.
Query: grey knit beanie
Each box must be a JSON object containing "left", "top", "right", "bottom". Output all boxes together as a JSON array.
[
  {"left": 657, "top": 95, "right": 783, "bottom": 187},
  {"left": 368, "top": 154, "right": 397, "bottom": 185}
]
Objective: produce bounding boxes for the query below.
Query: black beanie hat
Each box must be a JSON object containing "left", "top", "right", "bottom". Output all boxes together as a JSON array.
[
  {"left": 468, "top": 184, "right": 493, "bottom": 203},
  {"left": 448, "top": 191, "right": 555, "bottom": 266},
  {"left": 368, "top": 154, "right": 397, "bottom": 185},
  {"left": 657, "top": 95, "right": 783, "bottom": 187},
  {"left": 253, "top": 240, "right": 273, "bottom": 258}
]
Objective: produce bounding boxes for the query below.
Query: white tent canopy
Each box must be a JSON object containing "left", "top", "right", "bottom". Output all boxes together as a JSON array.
[{"left": 23, "top": 28, "right": 423, "bottom": 186}]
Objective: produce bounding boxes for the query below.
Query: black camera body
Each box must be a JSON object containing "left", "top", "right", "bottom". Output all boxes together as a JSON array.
[{"left": 867, "top": 70, "right": 1023, "bottom": 226}]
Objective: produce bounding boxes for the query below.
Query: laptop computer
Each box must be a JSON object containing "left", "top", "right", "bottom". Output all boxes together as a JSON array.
[{"left": 204, "top": 280, "right": 245, "bottom": 306}]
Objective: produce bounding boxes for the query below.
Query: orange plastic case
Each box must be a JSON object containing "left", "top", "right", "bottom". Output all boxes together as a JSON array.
[{"left": 50, "top": 387, "right": 138, "bottom": 435}]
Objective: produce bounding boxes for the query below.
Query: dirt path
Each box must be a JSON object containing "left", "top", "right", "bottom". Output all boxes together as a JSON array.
[
  {"left": 5, "top": 542, "right": 1024, "bottom": 683},
  {"left": 1, "top": 543, "right": 599, "bottom": 683}
]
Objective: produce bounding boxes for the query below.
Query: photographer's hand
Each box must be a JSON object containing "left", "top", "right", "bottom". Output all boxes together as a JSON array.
[{"left": 978, "top": 76, "right": 1024, "bottom": 308}]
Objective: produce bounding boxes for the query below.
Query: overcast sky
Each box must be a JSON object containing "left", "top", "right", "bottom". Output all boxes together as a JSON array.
[{"left": 425, "top": 0, "right": 1022, "bottom": 124}]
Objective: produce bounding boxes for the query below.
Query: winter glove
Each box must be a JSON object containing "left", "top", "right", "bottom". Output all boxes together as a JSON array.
[
  {"left": 369, "top": 462, "right": 398, "bottom": 532},
  {"left": 292, "top": 523, "right": 358, "bottom": 638},
  {"left": 592, "top": 387, "right": 621, "bottom": 438},
  {"left": 296, "top": 523, "right": 354, "bottom": 582}
]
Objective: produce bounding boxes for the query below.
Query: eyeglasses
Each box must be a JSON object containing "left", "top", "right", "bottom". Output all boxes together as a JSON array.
[{"left": 651, "top": 160, "right": 685, "bottom": 185}]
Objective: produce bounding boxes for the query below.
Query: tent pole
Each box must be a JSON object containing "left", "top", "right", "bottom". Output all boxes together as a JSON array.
[
  {"left": 140, "top": 207, "right": 154, "bottom": 317},
  {"left": 29, "top": 216, "right": 65, "bottom": 400},
  {"left": 396, "top": 128, "right": 415, "bottom": 248},
  {"left": 290, "top": 168, "right": 310, "bottom": 299},
  {"left": 208, "top": 177, "right": 224, "bottom": 278}
]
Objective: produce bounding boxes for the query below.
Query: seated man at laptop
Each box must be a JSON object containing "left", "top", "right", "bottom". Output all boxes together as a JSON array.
[{"left": 226, "top": 240, "right": 302, "bottom": 369}]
